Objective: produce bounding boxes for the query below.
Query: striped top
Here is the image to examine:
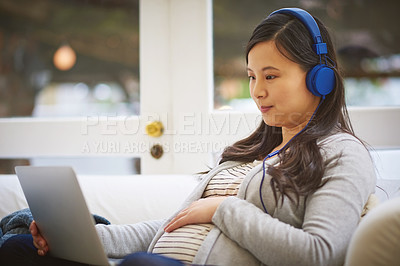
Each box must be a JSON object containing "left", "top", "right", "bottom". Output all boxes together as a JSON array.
[{"left": 152, "top": 161, "right": 259, "bottom": 264}]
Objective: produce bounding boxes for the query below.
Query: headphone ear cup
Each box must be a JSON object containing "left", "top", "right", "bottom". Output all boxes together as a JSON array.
[{"left": 306, "top": 64, "right": 336, "bottom": 97}]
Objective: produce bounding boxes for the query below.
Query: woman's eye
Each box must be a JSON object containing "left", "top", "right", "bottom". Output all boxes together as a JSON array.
[
  {"left": 266, "top": 75, "right": 276, "bottom": 80},
  {"left": 248, "top": 76, "right": 255, "bottom": 80}
]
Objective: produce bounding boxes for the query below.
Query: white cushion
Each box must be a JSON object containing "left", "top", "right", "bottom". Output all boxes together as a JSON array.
[{"left": 0, "top": 174, "right": 199, "bottom": 225}]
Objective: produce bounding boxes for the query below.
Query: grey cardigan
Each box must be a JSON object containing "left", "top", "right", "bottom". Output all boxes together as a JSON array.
[{"left": 96, "top": 132, "right": 376, "bottom": 266}]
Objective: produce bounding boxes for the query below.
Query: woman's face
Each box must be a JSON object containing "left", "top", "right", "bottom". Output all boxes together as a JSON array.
[{"left": 247, "top": 41, "right": 320, "bottom": 130}]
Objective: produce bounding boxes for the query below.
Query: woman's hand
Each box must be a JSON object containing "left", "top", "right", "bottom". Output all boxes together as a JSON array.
[
  {"left": 164, "top": 197, "right": 227, "bottom": 233},
  {"left": 30, "top": 221, "right": 49, "bottom": 256}
]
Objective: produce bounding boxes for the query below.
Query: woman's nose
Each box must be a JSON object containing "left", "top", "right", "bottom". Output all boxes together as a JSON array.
[{"left": 253, "top": 81, "right": 267, "bottom": 99}]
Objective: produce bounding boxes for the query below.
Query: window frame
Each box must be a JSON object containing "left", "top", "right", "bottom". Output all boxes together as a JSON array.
[{"left": 0, "top": 0, "right": 399, "bottom": 175}]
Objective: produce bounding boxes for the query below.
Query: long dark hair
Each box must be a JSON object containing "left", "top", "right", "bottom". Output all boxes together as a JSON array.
[{"left": 219, "top": 11, "right": 355, "bottom": 205}]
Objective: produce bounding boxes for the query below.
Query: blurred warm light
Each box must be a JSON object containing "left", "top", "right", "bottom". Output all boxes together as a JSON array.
[
  {"left": 53, "top": 44, "right": 76, "bottom": 71},
  {"left": 218, "top": 105, "right": 233, "bottom": 110}
]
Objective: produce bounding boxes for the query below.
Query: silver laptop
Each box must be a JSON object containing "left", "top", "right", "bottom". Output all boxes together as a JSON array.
[{"left": 15, "top": 166, "right": 120, "bottom": 266}]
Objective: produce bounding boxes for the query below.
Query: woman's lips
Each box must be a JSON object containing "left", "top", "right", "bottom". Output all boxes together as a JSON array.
[{"left": 260, "top": 106, "right": 273, "bottom": 113}]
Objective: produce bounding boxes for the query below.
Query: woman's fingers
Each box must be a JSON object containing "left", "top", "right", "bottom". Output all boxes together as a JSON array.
[
  {"left": 164, "top": 208, "right": 189, "bottom": 231},
  {"left": 164, "top": 215, "right": 188, "bottom": 233},
  {"left": 29, "top": 221, "right": 38, "bottom": 236},
  {"left": 164, "top": 197, "right": 227, "bottom": 233},
  {"left": 30, "top": 221, "right": 49, "bottom": 256}
]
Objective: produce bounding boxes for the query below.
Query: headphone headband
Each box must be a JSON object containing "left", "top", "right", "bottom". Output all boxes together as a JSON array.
[
  {"left": 268, "top": 8, "right": 327, "bottom": 55},
  {"left": 267, "top": 7, "right": 335, "bottom": 97}
]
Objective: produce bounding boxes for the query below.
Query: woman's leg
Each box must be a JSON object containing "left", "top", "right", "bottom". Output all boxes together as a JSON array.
[
  {"left": 119, "top": 252, "right": 185, "bottom": 266},
  {"left": 0, "top": 234, "right": 88, "bottom": 266}
]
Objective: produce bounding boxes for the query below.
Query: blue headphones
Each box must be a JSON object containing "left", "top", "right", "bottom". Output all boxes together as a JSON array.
[
  {"left": 268, "top": 8, "right": 336, "bottom": 98},
  {"left": 259, "top": 8, "right": 335, "bottom": 214}
]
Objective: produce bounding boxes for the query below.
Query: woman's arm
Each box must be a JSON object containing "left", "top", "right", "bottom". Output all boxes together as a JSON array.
[
  {"left": 29, "top": 219, "right": 165, "bottom": 259},
  {"left": 96, "top": 219, "right": 165, "bottom": 258},
  {"left": 212, "top": 137, "right": 376, "bottom": 266}
]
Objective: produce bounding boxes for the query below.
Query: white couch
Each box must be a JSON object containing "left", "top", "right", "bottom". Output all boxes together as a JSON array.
[
  {"left": 1, "top": 173, "right": 399, "bottom": 224},
  {"left": 0, "top": 174, "right": 199, "bottom": 224},
  {"left": 1, "top": 173, "right": 400, "bottom": 265}
]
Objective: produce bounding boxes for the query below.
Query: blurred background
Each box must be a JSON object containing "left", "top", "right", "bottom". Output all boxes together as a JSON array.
[
  {"left": 1, "top": 0, "right": 399, "bottom": 174},
  {"left": 213, "top": 0, "right": 400, "bottom": 110},
  {"left": 0, "top": 0, "right": 140, "bottom": 119}
]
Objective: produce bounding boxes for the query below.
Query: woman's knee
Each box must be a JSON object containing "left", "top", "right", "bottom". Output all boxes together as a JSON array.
[{"left": 0, "top": 234, "right": 37, "bottom": 265}]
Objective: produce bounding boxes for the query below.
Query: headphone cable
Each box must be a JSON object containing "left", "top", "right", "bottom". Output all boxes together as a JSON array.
[{"left": 259, "top": 98, "right": 324, "bottom": 214}]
